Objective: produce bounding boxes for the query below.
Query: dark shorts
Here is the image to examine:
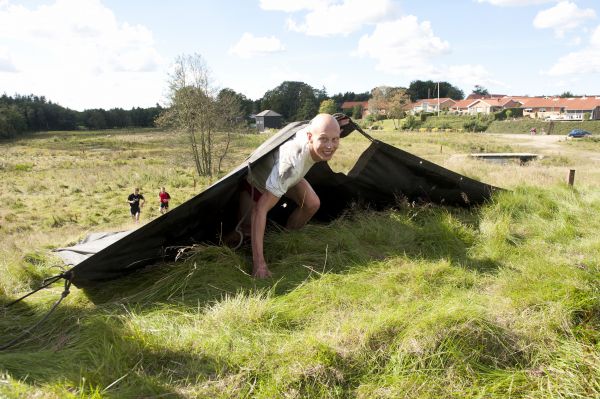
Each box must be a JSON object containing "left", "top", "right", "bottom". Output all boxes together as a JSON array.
[
  {"left": 160, "top": 202, "right": 169, "bottom": 209},
  {"left": 130, "top": 207, "right": 140, "bottom": 215},
  {"left": 242, "top": 180, "right": 263, "bottom": 202}
]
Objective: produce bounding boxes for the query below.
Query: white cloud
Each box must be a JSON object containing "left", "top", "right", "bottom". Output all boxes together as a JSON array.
[
  {"left": 546, "top": 25, "right": 600, "bottom": 75},
  {"left": 445, "top": 64, "right": 507, "bottom": 89},
  {"left": 476, "top": 0, "right": 556, "bottom": 6},
  {"left": 282, "top": 0, "right": 398, "bottom": 37},
  {"left": 533, "top": 1, "right": 596, "bottom": 37},
  {"left": 229, "top": 33, "right": 285, "bottom": 58},
  {"left": 0, "top": 0, "right": 165, "bottom": 109},
  {"left": 0, "top": 47, "right": 16, "bottom": 72},
  {"left": 259, "top": 0, "right": 330, "bottom": 12},
  {"left": 353, "top": 16, "right": 449, "bottom": 75}
]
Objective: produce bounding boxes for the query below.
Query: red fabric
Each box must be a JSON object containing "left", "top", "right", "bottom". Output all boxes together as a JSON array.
[
  {"left": 242, "top": 180, "right": 262, "bottom": 202},
  {"left": 159, "top": 192, "right": 170, "bottom": 203}
]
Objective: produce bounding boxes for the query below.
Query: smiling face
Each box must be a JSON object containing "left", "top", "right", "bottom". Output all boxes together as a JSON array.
[{"left": 307, "top": 114, "right": 341, "bottom": 162}]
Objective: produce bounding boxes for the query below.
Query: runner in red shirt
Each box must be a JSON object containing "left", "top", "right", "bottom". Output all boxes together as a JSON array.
[{"left": 159, "top": 187, "right": 171, "bottom": 214}]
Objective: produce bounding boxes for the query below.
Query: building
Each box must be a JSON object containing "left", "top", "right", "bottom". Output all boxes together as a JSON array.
[
  {"left": 521, "top": 97, "right": 600, "bottom": 120},
  {"left": 254, "top": 110, "right": 283, "bottom": 132},
  {"left": 466, "top": 98, "right": 522, "bottom": 115},
  {"left": 408, "top": 98, "right": 456, "bottom": 114},
  {"left": 341, "top": 101, "right": 369, "bottom": 118}
]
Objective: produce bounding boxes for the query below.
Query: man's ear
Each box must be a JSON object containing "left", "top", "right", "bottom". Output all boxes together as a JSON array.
[{"left": 306, "top": 131, "right": 313, "bottom": 142}]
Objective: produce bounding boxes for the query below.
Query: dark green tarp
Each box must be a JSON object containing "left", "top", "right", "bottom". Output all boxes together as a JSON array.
[{"left": 66, "top": 122, "right": 499, "bottom": 287}]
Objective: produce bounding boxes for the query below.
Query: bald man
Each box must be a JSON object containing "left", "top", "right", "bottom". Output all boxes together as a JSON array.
[{"left": 240, "top": 113, "right": 342, "bottom": 278}]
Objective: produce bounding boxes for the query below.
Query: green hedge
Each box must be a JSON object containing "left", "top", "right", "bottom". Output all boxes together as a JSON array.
[
  {"left": 369, "top": 116, "right": 600, "bottom": 135},
  {"left": 486, "top": 119, "right": 600, "bottom": 134}
]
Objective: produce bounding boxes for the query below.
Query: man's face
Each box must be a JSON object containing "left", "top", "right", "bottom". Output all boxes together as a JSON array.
[{"left": 308, "top": 129, "right": 340, "bottom": 162}]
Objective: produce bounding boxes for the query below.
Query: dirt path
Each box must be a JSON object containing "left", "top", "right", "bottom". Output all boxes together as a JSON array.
[
  {"left": 489, "top": 133, "right": 564, "bottom": 151},
  {"left": 488, "top": 133, "right": 600, "bottom": 161}
]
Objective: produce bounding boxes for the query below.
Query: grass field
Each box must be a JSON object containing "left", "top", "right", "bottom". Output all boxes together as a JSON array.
[{"left": 1, "top": 127, "right": 600, "bottom": 398}]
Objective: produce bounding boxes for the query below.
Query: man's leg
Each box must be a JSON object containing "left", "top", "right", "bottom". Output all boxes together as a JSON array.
[{"left": 284, "top": 179, "right": 320, "bottom": 230}]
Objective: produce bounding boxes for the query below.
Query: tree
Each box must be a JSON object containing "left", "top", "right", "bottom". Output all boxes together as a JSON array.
[
  {"left": 387, "top": 89, "right": 411, "bottom": 129},
  {"left": 319, "top": 99, "right": 337, "bottom": 114},
  {"left": 351, "top": 105, "right": 362, "bottom": 119},
  {"left": 472, "top": 85, "right": 489, "bottom": 96},
  {"left": 156, "top": 53, "right": 244, "bottom": 177},
  {"left": 218, "top": 88, "right": 254, "bottom": 121},
  {"left": 559, "top": 91, "right": 574, "bottom": 98},
  {"left": 260, "top": 81, "right": 319, "bottom": 121},
  {"left": 407, "top": 80, "right": 464, "bottom": 101},
  {"left": 368, "top": 86, "right": 409, "bottom": 126}
]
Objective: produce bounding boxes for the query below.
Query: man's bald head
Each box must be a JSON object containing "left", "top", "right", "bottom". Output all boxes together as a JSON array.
[
  {"left": 307, "top": 113, "right": 341, "bottom": 162},
  {"left": 309, "top": 113, "right": 341, "bottom": 136}
]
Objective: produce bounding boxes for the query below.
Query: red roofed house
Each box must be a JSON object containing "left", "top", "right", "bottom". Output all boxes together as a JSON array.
[
  {"left": 521, "top": 97, "right": 600, "bottom": 120},
  {"left": 467, "top": 97, "right": 523, "bottom": 115},
  {"left": 407, "top": 98, "right": 456, "bottom": 114},
  {"left": 341, "top": 101, "right": 369, "bottom": 118},
  {"left": 450, "top": 99, "right": 477, "bottom": 114}
]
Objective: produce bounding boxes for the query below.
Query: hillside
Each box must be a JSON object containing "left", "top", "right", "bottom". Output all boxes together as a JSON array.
[{"left": 1, "top": 128, "right": 600, "bottom": 398}]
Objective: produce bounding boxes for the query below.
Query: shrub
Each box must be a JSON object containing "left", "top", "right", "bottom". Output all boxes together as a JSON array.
[{"left": 402, "top": 115, "right": 419, "bottom": 130}]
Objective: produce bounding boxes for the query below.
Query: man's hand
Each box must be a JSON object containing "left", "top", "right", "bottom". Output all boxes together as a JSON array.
[
  {"left": 252, "top": 260, "right": 272, "bottom": 278},
  {"left": 333, "top": 113, "right": 357, "bottom": 138}
]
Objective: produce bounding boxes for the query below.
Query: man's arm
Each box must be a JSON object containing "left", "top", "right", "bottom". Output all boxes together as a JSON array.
[{"left": 251, "top": 191, "right": 280, "bottom": 278}]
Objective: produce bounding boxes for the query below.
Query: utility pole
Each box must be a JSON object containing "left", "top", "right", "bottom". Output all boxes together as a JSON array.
[{"left": 437, "top": 81, "right": 440, "bottom": 117}]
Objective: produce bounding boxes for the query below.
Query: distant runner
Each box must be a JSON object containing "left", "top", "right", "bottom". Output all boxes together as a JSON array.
[
  {"left": 159, "top": 187, "right": 171, "bottom": 214},
  {"left": 127, "top": 188, "right": 145, "bottom": 223}
]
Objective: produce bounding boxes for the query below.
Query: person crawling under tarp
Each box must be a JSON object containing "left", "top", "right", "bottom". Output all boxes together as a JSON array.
[{"left": 228, "top": 113, "right": 350, "bottom": 278}]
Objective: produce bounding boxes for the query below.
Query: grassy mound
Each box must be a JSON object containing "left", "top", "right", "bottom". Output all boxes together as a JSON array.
[{"left": 2, "top": 185, "right": 599, "bottom": 398}]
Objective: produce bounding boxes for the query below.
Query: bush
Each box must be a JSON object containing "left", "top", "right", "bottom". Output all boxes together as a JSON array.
[
  {"left": 420, "top": 112, "right": 434, "bottom": 122},
  {"left": 402, "top": 115, "right": 419, "bottom": 130}
]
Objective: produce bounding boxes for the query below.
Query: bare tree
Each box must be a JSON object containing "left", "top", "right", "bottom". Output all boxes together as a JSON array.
[{"left": 156, "top": 54, "right": 243, "bottom": 177}]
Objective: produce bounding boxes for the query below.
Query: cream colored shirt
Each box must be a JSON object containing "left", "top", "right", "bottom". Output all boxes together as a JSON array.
[{"left": 248, "top": 128, "right": 315, "bottom": 198}]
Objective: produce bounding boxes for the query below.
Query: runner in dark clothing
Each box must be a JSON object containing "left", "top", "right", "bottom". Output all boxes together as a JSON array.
[{"left": 127, "top": 188, "right": 145, "bottom": 223}]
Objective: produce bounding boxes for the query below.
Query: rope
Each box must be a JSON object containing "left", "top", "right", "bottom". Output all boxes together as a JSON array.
[{"left": 0, "top": 275, "right": 71, "bottom": 351}]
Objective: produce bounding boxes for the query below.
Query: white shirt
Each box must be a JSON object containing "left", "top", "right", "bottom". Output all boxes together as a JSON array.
[{"left": 248, "top": 128, "right": 316, "bottom": 198}]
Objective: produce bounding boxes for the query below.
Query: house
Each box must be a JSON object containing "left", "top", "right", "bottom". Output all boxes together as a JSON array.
[
  {"left": 521, "top": 97, "right": 600, "bottom": 120},
  {"left": 341, "top": 101, "right": 369, "bottom": 118},
  {"left": 520, "top": 97, "right": 565, "bottom": 119},
  {"left": 466, "top": 93, "right": 507, "bottom": 100},
  {"left": 254, "top": 110, "right": 283, "bottom": 132},
  {"left": 449, "top": 99, "right": 475, "bottom": 114},
  {"left": 408, "top": 98, "right": 456, "bottom": 114},
  {"left": 558, "top": 97, "right": 600, "bottom": 120},
  {"left": 466, "top": 98, "right": 522, "bottom": 115}
]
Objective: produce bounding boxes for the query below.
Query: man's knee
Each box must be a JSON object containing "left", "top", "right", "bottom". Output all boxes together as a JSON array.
[{"left": 303, "top": 195, "right": 320, "bottom": 215}]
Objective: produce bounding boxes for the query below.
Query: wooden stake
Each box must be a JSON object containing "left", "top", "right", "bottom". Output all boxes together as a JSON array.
[{"left": 568, "top": 169, "right": 576, "bottom": 187}]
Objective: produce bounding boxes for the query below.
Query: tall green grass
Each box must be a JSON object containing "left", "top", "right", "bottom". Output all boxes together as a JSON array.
[{"left": 1, "top": 128, "right": 599, "bottom": 397}]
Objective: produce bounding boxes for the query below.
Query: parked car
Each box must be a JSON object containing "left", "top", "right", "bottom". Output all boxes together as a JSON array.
[{"left": 567, "top": 129, "right": 592, "bottom": 138}]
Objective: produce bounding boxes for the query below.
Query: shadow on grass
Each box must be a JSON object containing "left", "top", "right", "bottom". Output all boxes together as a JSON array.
[
  {"left": 0, "top": 204, "right": 501, "bottom": 396},
  {"left": 78, "top": 203, "right": 500, "bottom": 307},
  {"left": 0, "top": 295, "right": 238, "bottom": 398}
]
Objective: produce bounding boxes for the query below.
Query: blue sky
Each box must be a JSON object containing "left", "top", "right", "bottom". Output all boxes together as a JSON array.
[{"left": 1, "top": 0, "right": 599, "bottom": 110}]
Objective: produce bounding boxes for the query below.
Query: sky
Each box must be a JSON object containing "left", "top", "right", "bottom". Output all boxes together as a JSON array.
[{"left": 0, "top": 0, "right": 599, "bottom": 111}]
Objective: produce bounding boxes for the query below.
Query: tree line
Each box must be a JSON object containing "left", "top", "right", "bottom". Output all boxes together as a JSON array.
[
  {"left": 1, "top": 76, "right": 468, "bottom": 140},
  {"left": 0, "top": 94, "right": 163, "bottom": 139}
]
